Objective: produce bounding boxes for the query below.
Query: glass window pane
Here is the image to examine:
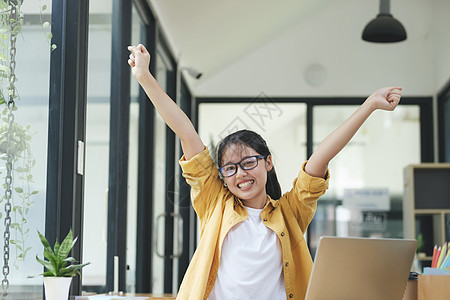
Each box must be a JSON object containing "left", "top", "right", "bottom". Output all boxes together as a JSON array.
[
  {"left": 198, "top": 102, "right": 307, "bottom": 195},
  {"left": 309, "top": 105, "right": 421, "bottom": 254},
  {"left": 1, "top": 2, "right": 51, "bottom": 298},
  {"left": 444, "top": 95, "right": 450, "bottom": 162},
  {"left": 82, "top": 0, "right": 112, "bottom": 290},
  {"left": 152, "top": 51, "right": 169, "bottom": 295},
  {"left": 126, "top": 3, "right": 142, "bottom": 293}
]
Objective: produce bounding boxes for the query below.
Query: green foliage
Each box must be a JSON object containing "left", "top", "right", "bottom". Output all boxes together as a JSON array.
[
  {"left": 0, "top": 107, "right": 37, "bottom": 268},
  {"left": 35, "top": 229, "right": 90, "bottom": 277},
  {"left": 416, "top": 233, "right": 424, "bottom": 253},
  {"left": 39, "top": 0, "right": 56, "bottom": 51},
  {"left": 0, "top": 0, "right": 53, "bottom": 269}
]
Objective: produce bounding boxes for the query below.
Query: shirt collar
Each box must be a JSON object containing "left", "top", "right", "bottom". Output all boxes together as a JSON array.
[
  {"left": 234, "top": 195, "right": 278, "bottom": 209},
  {"left": 264, "top": 195, "right": 280, "bottom": 212}
]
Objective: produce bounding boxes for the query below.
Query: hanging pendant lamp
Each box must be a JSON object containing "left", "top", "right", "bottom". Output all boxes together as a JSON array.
[{"left": 362, "top": 0, "right": 407, "bottom": 43}]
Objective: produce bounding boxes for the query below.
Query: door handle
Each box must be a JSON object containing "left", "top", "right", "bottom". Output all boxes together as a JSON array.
[{"left": 154, "top": 212, "right": 184, "bottom": 259}]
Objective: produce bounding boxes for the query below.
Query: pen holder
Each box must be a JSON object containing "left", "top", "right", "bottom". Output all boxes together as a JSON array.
[{"left": 418, "top": 274, "right": 450, "bottom": 300}]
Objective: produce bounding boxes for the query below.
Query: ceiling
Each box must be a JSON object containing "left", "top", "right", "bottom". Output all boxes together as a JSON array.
[
  {"left": 144, "top": 0, "right": 448, "bottom": 97},
  {"left": 147, "top": 0, "right": 333, "bottom": 84}
]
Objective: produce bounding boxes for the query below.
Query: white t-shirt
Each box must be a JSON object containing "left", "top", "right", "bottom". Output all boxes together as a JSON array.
[{"left": 208, "top": 206, "right": 286, "bottom": 300}]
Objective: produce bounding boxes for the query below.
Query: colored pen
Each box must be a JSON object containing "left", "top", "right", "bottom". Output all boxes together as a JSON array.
[
  {"left": 436, "top": 243, "right": 447, "bottom": 268},
  {"left": 431, "top": 245, "right": 437, "bottom": 268},
  {"left": 431, "top": 245, "right": 438, "bottom": 268},
  {"left": 440, "top": 251, "right": 450, "bottom": 270}
]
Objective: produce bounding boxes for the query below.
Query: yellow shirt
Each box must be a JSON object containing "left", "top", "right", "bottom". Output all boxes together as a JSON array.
[{"left": 177, "top": 147, "right": 329, "bottom": 300}]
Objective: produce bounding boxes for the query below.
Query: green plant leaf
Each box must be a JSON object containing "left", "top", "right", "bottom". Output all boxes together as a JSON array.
[
  {"left": 57, "top": 267, "right": 75, "bottom": 277},
  {"left": 10, "top": 222, "right": 20, "bottom": 229},
  {"left": 15, "top": 166, "right": 28, "bottom": 172},
  {"left": 57, "top": 230, "right": 74, "bottom": 260},
  {"left": 35, "top": 229, "right": 89, "bottom": 276},
  {"left": 12, "top": 25, "right": 21, "bottom": 36},
  {"left": 59, "top": 261, "right": 90, "bottom": 277},
  {"left": 64, "top": 257, "right": 77, "bottom": 263},
  {"left": 35, "top": 255, "right": 56, "bottom": 276},
  {"left": 54, "top": 240, "right": 60, "bottom": 257},
  {"left": 38, "top": 230, "right": 57, "bottom": 268},
  {"left": 43, "top": 247, "right": 56, "bottom": 262},
  {"left": 14, "top": 243, "right": 22, "bottom": 251},
  {"left": 37, "top": 231, "right": 52, "bottom": 251}
]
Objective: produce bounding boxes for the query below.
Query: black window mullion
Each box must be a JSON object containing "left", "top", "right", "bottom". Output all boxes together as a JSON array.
[
  {"left": 135, "top": 8, "right": 156, "bottom": 293},
  {"left": 107, "top": 0, "right": 131, "bottom": 293},
  {"left": 177, "top": 76, "right": 193, "bottom": 287},
  {"left": 46, "top": 0, "right": 89, "bottom": 296},
  {"left": 419, "top": 100, "right": 434, "bottom": 162},
  {"left": 438, "top": 83, "right": 450, "bottom": 162},
  {"left": 164, "top": 65, "right": 177, "bottom": 294}
]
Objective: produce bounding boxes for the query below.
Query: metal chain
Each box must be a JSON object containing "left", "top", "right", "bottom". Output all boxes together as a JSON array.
[
  {"left": 2, "top": 109, "right": 13, "bottom": 298},
  {"left": 2, "top": 1, "right": 19, "bottom": 297}
]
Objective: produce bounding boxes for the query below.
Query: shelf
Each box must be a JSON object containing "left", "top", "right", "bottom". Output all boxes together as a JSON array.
[
  {"left": 416, "top": 255, "right": 433, "bottom": 261},
  {"left": 403, "top": 164, "right": 450, "bottom": 263}
]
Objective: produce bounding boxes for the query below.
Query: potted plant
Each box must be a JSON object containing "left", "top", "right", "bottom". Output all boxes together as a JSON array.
[{"left": 35, "top": 229, "right": 90, "bottom": 300}]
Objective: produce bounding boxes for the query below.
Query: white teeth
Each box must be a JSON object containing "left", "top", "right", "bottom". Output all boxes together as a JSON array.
[{"left": 238, "top": 181, "right": 253, "bottom": 188}]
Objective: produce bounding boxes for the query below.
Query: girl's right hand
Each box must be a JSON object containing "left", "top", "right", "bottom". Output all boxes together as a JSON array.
[
  {"left": 128, "top": 44, "right": 151, "bottom": 80},
  {"left": 366, "top": 87, "right": 402, "bottom": 112}
]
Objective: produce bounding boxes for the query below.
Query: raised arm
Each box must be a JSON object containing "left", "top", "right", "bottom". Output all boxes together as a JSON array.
[
  {"left": 128, "top": 44, "right": 204, "bottom": 160},
  {"left": 305, "top": 87, "right": 402, "bottom": 178}
]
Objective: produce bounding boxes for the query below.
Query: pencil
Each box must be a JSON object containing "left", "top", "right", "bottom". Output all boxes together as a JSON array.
[
  {"left": 432, "top": 246, "right": 440, "bottom": 268},
  {"left": 436, "top": 243, "right": 447, "bottom": 268},
  {"left": 440, "top": 250, "right": 450, "bottom": 270}
]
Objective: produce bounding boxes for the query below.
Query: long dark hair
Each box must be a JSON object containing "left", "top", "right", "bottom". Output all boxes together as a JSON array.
[{"left": 217, "top": 129, "right": 282, "bottom": 200}]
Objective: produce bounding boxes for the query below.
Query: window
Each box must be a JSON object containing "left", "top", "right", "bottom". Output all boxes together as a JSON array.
[
  {"left": 309, "top": 104, "right": 421, "bottom": 255},
  {"left": 82, "top": 0, "right": 112, "bottom": 292},
  {"left": 126, "top": 3, "right": 143, "bottom": 293},
  {"left": 439, "top": 86, "right": 450, "bottom": 162},
  {"left": 0, "top": 1, "right": 51, "bottom": 297},
  {"left": 198, "top": 101, "right": 307, "bottom": 195}
]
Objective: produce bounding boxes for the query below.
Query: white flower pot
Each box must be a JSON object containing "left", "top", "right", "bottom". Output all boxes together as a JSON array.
[{"left": 43, "top": 277, "right": 72, "bottom": 300}]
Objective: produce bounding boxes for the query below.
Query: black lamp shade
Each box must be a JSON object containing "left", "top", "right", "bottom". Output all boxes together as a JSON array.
[{"left": 362, "top": 13, "right": 407, "bottom": 43}]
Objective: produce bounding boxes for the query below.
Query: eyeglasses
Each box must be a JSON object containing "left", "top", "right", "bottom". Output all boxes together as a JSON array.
[{"left": 219, "top": 155, "right": 266, "bottom": 177}]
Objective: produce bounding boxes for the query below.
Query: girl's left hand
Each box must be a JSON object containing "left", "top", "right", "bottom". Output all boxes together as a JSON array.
[
  {"left": 127, "top": 44, "right": 151, "bottom": 80},
  {"left": 367, "top": 87, "right": 402, "bottom": 111}
]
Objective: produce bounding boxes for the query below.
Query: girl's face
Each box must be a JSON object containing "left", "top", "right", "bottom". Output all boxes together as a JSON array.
[{"left": 221, "top": 144, "right": 273, "bottom": 209}]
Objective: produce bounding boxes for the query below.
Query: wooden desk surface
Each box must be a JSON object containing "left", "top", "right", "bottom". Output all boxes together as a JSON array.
[
  {"left": 75, "top": 294, "right": 176, "bottom": 300},
  {"left": 131, "top": 294, "right": 176, "bottom": 299}
]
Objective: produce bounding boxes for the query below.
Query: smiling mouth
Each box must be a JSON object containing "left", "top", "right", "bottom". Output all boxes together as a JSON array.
[{"left": 238, "top": 180, "right": 254, "bottom": 189}]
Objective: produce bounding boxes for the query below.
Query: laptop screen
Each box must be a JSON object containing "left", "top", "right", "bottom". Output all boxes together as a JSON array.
[{"left": 305, "top": 236, "right": 417, "bottom": 300}]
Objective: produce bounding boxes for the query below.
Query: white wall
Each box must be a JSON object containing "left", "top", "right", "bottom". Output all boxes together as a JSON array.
[
  {"left": 435, "top": 0, "right": 450, "bottom": 91},
  {"left": 194, "top": 0, "right": 447, "bottom": 97}
]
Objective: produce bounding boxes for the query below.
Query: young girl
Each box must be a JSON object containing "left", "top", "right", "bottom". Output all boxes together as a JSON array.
[{"left": 128, "top": 44, "right": 402, "bottom": 300}]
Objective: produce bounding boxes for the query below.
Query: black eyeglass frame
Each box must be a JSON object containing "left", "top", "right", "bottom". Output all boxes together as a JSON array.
[{"left": 219, "top": 155, "right": 267, "bottom": 178}]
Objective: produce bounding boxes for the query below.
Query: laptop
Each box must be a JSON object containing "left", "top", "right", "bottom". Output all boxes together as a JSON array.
[{"left": 305, "top": 236, "right": 417, "bottom": 300}]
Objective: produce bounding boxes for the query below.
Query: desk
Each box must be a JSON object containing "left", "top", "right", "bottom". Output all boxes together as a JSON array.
[
  {"left": 403, "top": 275, "right": 450, "bottom": 300},
  {"left": 403, "top": 279, "right": 417, "bottom": 300},
  {"left": 73, "top": 294, "right": 176, "bottom": 300}
]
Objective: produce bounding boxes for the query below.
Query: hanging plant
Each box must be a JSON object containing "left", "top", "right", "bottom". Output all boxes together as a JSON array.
[
  {"left": 0, "top": 110, "right": 38, "bottom": 269},
  {"left": 0, "top": 0, "right": 53, "bottom": 277},
  {"left": 0, "top": 0, "right": 32, "bottom": 272}
]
